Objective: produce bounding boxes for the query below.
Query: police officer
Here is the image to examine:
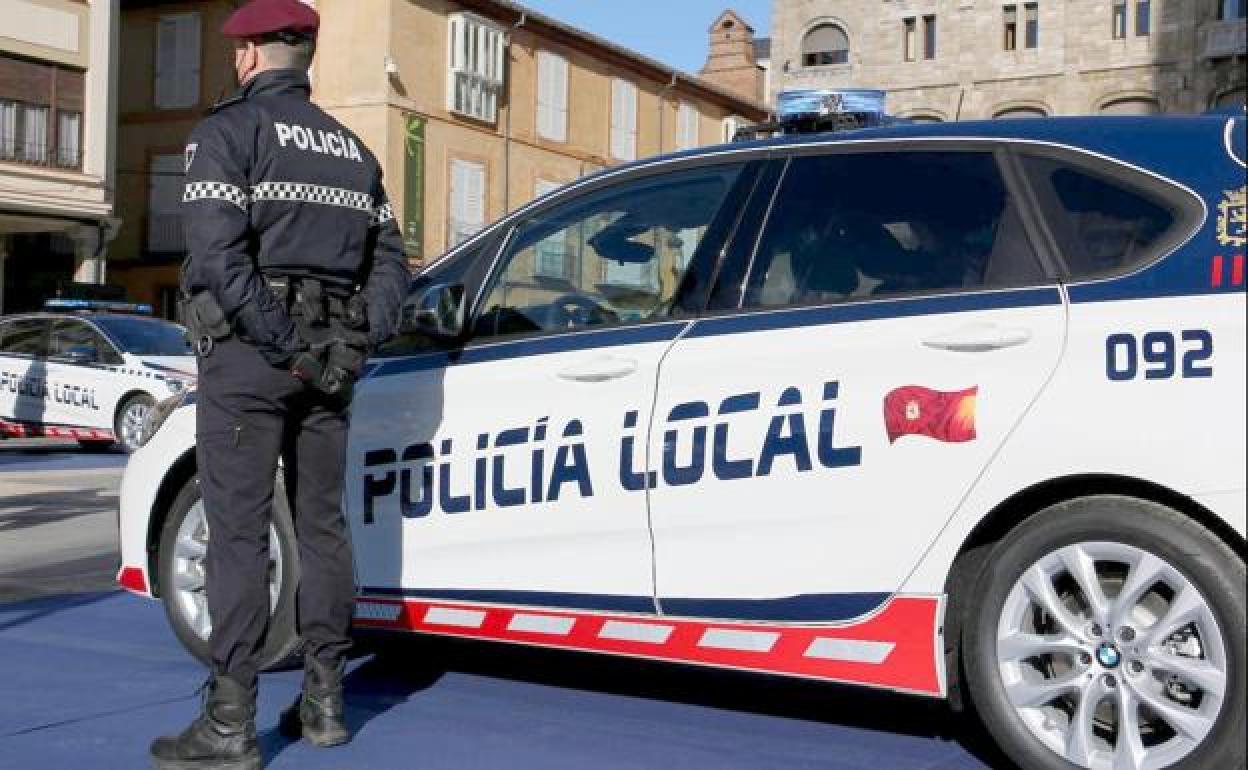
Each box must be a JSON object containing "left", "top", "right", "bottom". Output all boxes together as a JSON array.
[{"left": 150, "top": 1, "right": 409, "bottom": 768}]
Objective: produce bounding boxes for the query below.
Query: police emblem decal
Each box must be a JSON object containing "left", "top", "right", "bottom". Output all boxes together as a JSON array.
[
  {"left": 1216, "top": 186, "right": 1246, "bottom": 249},
  {"left": 184, "top": 143, "right": 198, "bottom": 173}
]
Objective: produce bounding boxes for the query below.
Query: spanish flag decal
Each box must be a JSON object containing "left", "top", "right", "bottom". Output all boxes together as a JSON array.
[{"left": 884, "top": 385, "right": 978, "bottom": 444}]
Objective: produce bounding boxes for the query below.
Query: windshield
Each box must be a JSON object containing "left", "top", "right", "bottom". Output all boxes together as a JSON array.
[{"left": 94, "top": 316, "right": 192, "bottom": 356}]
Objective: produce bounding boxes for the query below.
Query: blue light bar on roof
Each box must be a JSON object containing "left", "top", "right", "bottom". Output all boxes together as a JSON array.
[
  {"left": 777, "top": 88, "right": 887, "bottom": 123},
  {"left": 44, "top": 298, "right": 154, "bottom": 315}
]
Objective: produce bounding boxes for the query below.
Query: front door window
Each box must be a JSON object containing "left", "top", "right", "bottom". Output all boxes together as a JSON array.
[{"left": 475, "top": 164, "right": 745, "bottom": 339}]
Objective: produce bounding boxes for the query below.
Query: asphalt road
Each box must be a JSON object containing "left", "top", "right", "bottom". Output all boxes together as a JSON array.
[
  {"left": 0, "top": 443, "right": 1010, "bottom": 770},
  {"left": 0, "top": 439, "right": 127, "bottom": 603}
]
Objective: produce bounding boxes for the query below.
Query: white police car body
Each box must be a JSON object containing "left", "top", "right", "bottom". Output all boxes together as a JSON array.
[
  {"left": 0, "top": 302, "right": 195, "bottom": 452},
  {"left": 118, "top": 113, "right": 1246, "bottom": 770}
]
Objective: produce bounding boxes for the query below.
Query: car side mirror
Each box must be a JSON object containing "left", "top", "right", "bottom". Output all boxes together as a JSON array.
[
  {"left": 56, "top": 346, "right": 98, "bottom": 364},
  {"left": 400, "top": 283, "right": 466, "bottom": 340}
]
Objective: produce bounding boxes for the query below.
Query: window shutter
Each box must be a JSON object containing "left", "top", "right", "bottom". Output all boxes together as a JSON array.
[
  {"left": 155, "top": 17, "right": 178, "bottom": 108},
  {"left": 537, "top": 53, "right": 552, "bottom": 139},
  {"left": 176, "top": 14, "right": 201, "bottom": 108},
  {"left": 149, "top": 153, "right": 185, "bottom": 251},
  {"left": 609, "top": 80, "right": 622, "bottom": 159},
  {"left": 611, "top": 79, "right": 636, "bottom": 161},
  {"left": 449, "top": 18, "right": 462, "bottom": 70},
  {"left": 624, "top": 82, "right": 637, "bottom": 159},
  {"left": 466, "top": 162, "right": 485, "bottom": 230},
  {"left": 450, "top": 159, "right": 486, "bottom": 245},
  {"left": 537, "top": 53, "right": 568, "bottom": 141},
  {"left": 553, "top": 55, "right": 568, "bottom": 141},
  {"left": 678, "top": 103, "right": 698, "bottom": 149}
]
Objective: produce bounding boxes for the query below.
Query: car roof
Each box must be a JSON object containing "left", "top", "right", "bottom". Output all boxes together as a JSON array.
[
  {"left": 740, "top": 113, "right": 1230, "bottom": 148},
  {"left": 604, "top": 113, "right": 1240, "bottom": 176},
  {"left": 1, "top": 312, "right": 167, "bottom": 324}
]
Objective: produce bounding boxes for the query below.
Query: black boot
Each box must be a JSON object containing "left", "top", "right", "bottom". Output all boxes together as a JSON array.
[
  {"left": 150, "top": 674, "right": 262, "bottom": 770},
  {"left": 278, "top": 655, "right": 349, "bottom": 747}
]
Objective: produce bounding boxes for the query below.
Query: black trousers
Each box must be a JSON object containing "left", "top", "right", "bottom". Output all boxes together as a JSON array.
[{"left": 196, "top": 336, "right": 354, "bottom": 687}]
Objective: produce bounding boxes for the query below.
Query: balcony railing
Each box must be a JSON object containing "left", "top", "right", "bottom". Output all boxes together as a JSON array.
[
  {"left": 1202, "top": 19, "right": 1247, "bottom": 59},
  {"left": 0, "top": 138, "right": 83, "bottom": 170}
]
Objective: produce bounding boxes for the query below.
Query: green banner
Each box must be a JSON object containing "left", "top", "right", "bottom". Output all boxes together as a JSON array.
[{"left": 403, "top": 114, "right": 426, "bottom": 260}]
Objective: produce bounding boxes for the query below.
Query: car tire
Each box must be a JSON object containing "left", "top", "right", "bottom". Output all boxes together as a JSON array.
[
  {"left": 963, "top": 495, "right": 1245, "bottom": 770},
  {"left": 156, "top": 474, "right": 303, "bottom": 672},
  {"left": 115, "top": 393, "right": 155, "bottom": 453}
]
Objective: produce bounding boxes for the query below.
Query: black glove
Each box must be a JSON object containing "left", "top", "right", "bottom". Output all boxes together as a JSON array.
[
  {"left": 329, "top": 328, "right": 370, "bottom": 376},
  {"left": 290, "top": 341, "right": 358, "bottom": 399}
]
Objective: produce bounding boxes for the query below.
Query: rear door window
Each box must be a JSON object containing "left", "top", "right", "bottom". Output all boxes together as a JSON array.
[
  {"left": 744, "top": 150, "right": 1047, "bottom": 309},
  {"left": 0, "top": 319, "right": 50, "bottom": 357},
  {"left": 1019, "top": 153, "right": 1190, "bottom": 280}
]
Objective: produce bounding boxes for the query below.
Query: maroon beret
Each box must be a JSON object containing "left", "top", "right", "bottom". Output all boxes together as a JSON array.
[{"left": 222, "top": 0, "right": 320, "bottom": 40}]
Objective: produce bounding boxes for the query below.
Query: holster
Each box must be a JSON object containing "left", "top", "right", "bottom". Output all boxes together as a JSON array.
[
  {"left": 181, "top": 290, "right": 233, "bottom": 356},
  {"left": 269, "top": 275, "right": 371, "bottom": 400}
]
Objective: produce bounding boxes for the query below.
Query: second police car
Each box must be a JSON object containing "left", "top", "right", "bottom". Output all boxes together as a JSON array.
[
  {"left": 0, "top": 301, "right": 195, "bottom": 452},
  {"left": 117, "top": 100, "right": 1246, "bottom": 770}
]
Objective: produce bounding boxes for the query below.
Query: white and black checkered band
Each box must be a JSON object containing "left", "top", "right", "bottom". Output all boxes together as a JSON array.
[
  {"left": 250, "top": 182, "right": 375, "bottom": 213},
  {"left": 371, "top": 202, "right": 395, "bottom": 226},
  {"left": 183, "top": 181, "right": 249, "bottom": 210}
]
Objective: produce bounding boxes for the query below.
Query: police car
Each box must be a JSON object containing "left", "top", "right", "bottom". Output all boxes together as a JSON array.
[
  {"left": 118, "top": 103, "right": 1246, "bottom": 770},
  {"left": 0, "top": 300, "right": 195, "bottom": 452}
]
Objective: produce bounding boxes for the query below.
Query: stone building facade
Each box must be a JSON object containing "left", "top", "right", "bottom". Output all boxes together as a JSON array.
[
  {"left": 769, "top": 0, "right": 1247, "bottom": 121},
  {"left": 112, "top": 0, "right": 767, "bottom": 318}
]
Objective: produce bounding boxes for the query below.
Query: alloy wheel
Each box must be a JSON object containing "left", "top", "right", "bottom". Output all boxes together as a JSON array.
[
  {"left": 119, "top": 400, "right": 152, "bottom": 451},
  {"left": 171, "top": 499, "right": 284, "bottom": 641},
  {"left": 996, "top": 541, "right": 1227, "bottom": 770}
]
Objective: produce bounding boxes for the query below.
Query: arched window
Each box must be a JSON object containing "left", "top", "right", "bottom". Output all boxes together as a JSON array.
[
  {"left": 802, "top": 24, "right": 850, "bottom": 66},
  {"left": 1100, "top": 97, "right": 1160, "bottom": 115},
  {"left": 993, "top": 106, "right": 1047, "bottom": 119}
]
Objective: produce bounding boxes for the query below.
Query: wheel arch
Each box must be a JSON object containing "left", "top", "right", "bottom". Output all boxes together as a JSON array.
[
  {"left": 114, "top": 388, "right": 155, "bottom": 426},
  {"left": 942, "top": 473, "right": 1246, "bottom": 712},
  {"left": 145, "top": 448, "right": 198, "bottom": 597}
]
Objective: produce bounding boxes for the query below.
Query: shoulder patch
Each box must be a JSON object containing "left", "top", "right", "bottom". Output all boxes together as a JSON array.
[{"left": 209, "top": 94, "right": 246, "bottom": 114}]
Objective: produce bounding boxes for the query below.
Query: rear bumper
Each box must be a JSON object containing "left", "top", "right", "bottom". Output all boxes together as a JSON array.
[{"left": 117, "top": 565, "right": 149, "bottom": 596}]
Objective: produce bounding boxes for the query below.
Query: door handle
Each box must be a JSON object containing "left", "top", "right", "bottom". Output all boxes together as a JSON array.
[
  {"left": 922, "top": 323, "right": 1032, "bottom": 353},
  {"left": 557, "top": 356, "right": 638, "bottom": 383}
]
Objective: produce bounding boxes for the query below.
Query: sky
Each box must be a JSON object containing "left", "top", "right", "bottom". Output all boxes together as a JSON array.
[{"left": 512, "top": 0, "right": 772, "bottom": 75}]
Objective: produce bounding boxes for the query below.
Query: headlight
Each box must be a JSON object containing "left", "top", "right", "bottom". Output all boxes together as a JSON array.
[
  {"left": 167, "top": 378, "right": 186, "bottom": 394},
  {"left": 141, "top": 389, "right": 191, "bottom": 447}
]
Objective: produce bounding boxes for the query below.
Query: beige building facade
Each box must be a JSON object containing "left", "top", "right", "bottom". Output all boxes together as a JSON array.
[
  {"left": 112, "top": 0, "right": 768, "bottom": 317},
  {"left": 1, "top": 0, "right": 119, "bottom": 314},
  {"left": 770, "top": 0, "right": 1247, "bottom": 121}
]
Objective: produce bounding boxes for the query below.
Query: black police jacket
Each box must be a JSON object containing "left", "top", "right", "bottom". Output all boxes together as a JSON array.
[{"left": 182, "top": 68, "right": 409, "bottom": 355}]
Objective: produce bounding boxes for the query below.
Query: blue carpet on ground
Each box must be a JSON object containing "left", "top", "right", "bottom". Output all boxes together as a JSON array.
[{"left": 0, "top": 592, "right": 999, "bottom": 770}]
